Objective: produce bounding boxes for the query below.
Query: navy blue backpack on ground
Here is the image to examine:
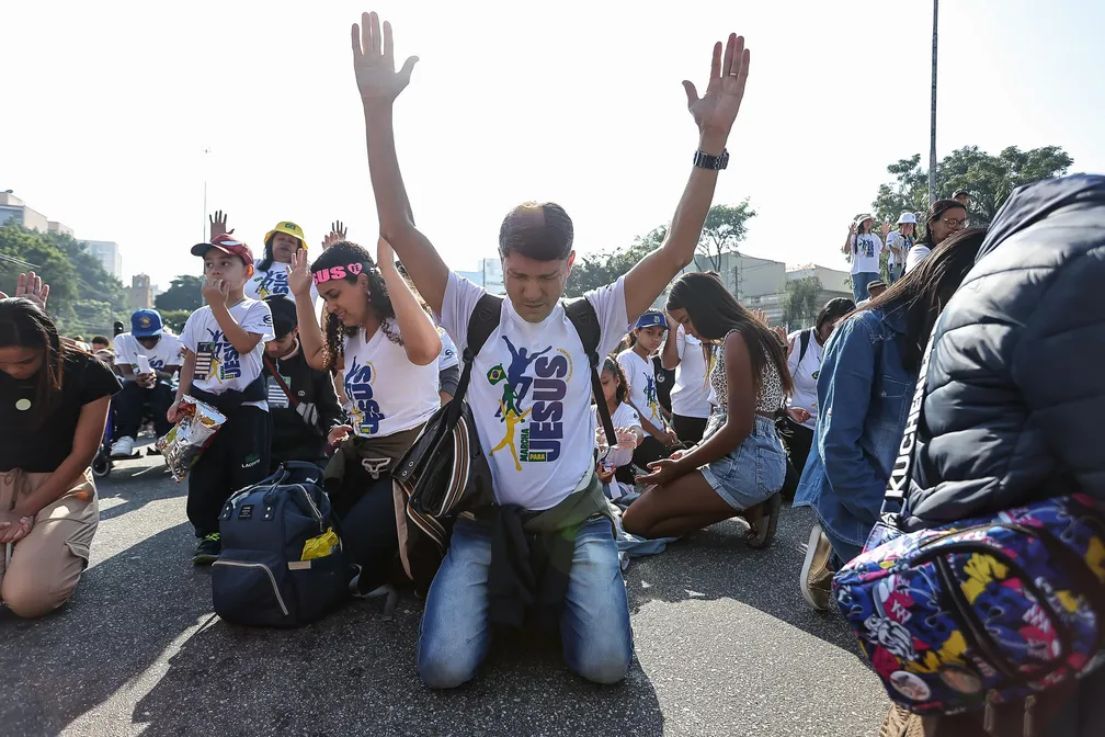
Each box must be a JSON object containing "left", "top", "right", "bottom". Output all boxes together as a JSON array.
[{"left": 212, "top": 461, "right": 349, "bottom": 627}]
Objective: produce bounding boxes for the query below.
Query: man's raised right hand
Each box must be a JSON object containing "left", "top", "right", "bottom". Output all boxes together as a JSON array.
[{"left": 352, "top": 11, "right": 419, "bottom": 106}]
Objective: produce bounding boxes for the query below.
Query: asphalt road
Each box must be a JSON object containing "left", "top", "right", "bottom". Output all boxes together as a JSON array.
[{"left": 3, "top": 451, "right": 891, "bottom": 737}]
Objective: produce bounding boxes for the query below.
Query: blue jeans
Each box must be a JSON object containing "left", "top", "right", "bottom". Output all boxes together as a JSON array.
[
  {"left": 851, "top": 271, "right": 880, "bottom": 303},
  {"left": 417, "top": 516, "right": 633, "bottom": 688}
]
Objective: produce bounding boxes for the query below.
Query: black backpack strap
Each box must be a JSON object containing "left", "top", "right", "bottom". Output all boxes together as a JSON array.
[
  {"left": 565, "top": 298, "right": 617, "bottom": 448},
  {"left": 446, "top": 294, "right": 503, "bottom": 422},
  {"left": 798, "top": 327, "right": 813, "bottom": 364}
]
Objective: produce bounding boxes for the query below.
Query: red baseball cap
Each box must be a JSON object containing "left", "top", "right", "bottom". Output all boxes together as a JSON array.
[{"left": 191, "top": 234, "right": 255, "bottom": 267}]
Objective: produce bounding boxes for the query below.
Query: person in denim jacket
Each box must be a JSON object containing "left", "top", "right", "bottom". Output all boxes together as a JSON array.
[{"left": 794, "top": 228, "right": 987, "bottom": 609}]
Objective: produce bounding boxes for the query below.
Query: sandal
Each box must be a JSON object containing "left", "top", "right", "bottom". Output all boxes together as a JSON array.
[{"left": 745, "top": 492, "right": 782, "bottom": 549}]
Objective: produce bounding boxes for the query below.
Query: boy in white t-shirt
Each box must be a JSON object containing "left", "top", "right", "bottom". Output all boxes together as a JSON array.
[
  {"left": 109, "top": 308, "right": 184, "bottom": 457},
  {"left": 170, "top": 234, "right": 275, "bottom": 564},
  {"left": 353, "top": 11, "right": 750, "bottom": 688}
]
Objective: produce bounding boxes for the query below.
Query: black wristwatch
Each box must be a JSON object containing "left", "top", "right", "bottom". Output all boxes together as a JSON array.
[{"left": 693, "top": 148, "right": 729, "bottom": 171}]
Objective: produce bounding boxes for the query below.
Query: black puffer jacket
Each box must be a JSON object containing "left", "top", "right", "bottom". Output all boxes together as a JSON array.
[{"left": 902, "top": 174, "right": 1105, "bottom": 529}]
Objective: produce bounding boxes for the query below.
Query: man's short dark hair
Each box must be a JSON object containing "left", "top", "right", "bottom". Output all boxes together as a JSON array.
[
  {"left": 498, "top": 202, "right": 574, "bottom": 261},
  {"left": 91, "top": 335, "right": 110, "bottom": 347},
  {"left": 953, "top": 189, "right": 971, "bottom": 198},
  {"left": 264, "top": 296, "right": 298, "bottom": 339}
]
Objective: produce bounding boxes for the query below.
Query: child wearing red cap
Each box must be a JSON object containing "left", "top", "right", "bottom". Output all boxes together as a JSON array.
[{"left": 170, "top": 235, "right": 275, "bottom": 564}]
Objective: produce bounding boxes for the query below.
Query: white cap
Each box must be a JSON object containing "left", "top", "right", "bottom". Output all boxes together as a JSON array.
[{"left": 897, "top": 212, "right": 918, "bottom": 225}]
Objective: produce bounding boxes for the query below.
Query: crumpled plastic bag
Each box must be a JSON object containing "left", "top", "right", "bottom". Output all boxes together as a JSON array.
[
  {"left": 300, "top": 527, "right": 340, "bottom": 561},
  {"left": 155, "top": 396, "right": 226, "bottom": 482}
]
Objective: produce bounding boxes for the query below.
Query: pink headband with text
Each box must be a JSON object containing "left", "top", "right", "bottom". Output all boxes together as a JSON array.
[{"left": 313, "top": 262, "right": 369, "bottom": 286}]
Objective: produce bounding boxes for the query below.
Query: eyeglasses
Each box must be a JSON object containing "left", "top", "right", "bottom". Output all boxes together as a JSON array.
[{"left": 941, "top": 217, "right": 969, "bottom": 228}]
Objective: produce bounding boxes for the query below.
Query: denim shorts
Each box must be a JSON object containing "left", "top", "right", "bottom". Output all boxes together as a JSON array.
[{"left": 699, "top": 415, "right": 786, "bottom": 511}]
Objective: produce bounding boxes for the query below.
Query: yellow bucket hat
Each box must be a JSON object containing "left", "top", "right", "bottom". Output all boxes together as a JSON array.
[{"left": 264, "top": 221, "right": 309, "bottom": 250}]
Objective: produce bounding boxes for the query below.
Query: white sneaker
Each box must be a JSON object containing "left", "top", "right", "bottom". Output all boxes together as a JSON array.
[{"left": 110, "top": 436, "right": 135, "bottom": 458}]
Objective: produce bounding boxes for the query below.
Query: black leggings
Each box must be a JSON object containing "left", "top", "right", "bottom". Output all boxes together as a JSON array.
[
  {"left": 779, "top": 418, "right": 814, "bottom": 500},
  {"left": 671, "top": 414, "right": 708, "bottom": 445},
  {"left": 335, "top": 475, "right": 398, "bottom": 592}
]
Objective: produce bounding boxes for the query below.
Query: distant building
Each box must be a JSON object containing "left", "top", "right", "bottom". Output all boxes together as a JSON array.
[
  {"left": 786, "top": 263, "right": 852, "bottom": 304},
  {"left": 47, "top": 220, "right": 74, "bottom": 237},
  {"left": 127, "top": 274, "right": 154, "bottom": 311},
  {"left": 683, "top": 250, "right": 789, "bottom": 325},
  {"left": 457, "top": 257, "right": 504, "bottom": 295},
  {"left": 84, "top": 240, "right": 123, "bottom": 280},
  {"left": 0, "top": 191, "right": 49, "bottom": 233}
]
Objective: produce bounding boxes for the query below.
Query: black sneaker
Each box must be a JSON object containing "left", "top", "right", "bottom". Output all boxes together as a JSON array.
[{"left": 192, "top": 533, "right": 222, "bottom": 565}]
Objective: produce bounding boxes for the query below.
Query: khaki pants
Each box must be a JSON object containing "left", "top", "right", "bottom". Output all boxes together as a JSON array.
[{"left": 0, "top": 468, "right": 98, "bottom": 618}]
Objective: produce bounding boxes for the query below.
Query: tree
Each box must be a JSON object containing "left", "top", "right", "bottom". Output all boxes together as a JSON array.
[
  {"left": 155, "top": 275, "right": 205, "bottom": 312},
  {"left": 697, "top": 200, "right": 755, "bottom": 271},
  {"left": 565, "top": 226, "right": 666, "bottom": 298},
  {"left": 783, "top": 277, "right": 821, "bottom": 329},
  {"left": 0, "top": 224, "right": 130, "bottom": 336},
  {"left": 872, "top": 145, "right": 1072, "bottom": 228},
  {"left": 157, "top": 309, "right": 192, "bottom": 334}
]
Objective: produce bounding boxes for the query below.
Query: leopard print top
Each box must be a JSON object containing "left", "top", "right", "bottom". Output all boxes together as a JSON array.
[{"left": 709, "top": 329, "right": 785, "bottom": 415}]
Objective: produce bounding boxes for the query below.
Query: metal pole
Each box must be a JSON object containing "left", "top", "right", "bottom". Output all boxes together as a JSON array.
[
  {"left": 929, "top": 0, "right": 939, "bottom": 206},
  {"left": 202, "top": 147, "right": 210, "bottom": 241}
]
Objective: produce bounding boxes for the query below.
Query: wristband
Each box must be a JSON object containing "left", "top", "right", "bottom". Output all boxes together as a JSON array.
[{"left": 693, "top": 148, "right": 729, "bottom": 171}]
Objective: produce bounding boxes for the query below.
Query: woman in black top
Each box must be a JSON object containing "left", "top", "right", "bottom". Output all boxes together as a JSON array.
[{"left": 0, "top": 276, "right": 120, "bottom": 618}]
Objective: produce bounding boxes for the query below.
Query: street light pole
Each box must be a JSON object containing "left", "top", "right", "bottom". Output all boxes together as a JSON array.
[
  {"left": 929, "top": 0, "right": 939, "bottom": 206},
  {"left": 201, "top": 147, "right": 210, "bottom": 241}
]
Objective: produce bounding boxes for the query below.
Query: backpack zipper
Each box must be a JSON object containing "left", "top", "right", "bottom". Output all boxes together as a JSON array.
[{"left": 212, "top": 560, "right": 290, "bottom": 617}]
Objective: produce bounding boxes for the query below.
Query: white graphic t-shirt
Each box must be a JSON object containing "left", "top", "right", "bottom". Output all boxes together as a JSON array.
[
  {"left": 786, "top": 328, "right": 824, "bottom": 430},
  {"left": 438, "top": 329, "right": 459, "bottom": 371},
  {"left": 617, "top": 348, "right": 665, "bottom": 429},
  {"left": 669, "top": 327, "right": 711, "bottom": 419},
  {"left": 342, "top": 319, "right": 439, "bottom": 438},
  {"left": 593, "top": 401, "right": 642, "bottom": 439},
  {"left": 849, "top": 233, "right": 884, "bottom": 275},
  {"left": 440, "top": 274, "right": 629, "bottom": 511},
  {"left": 885, "top": 231, "right": 913, "bottom": 268},
  {"left": 113, "top": 333, "right": 184, "bottom": 373},
  {"left": 180, "top": 299, "right": 274, "bottom": 410},
  {"left": 244, "top": 261, "right": 320, "bottom": 303},
  {"left": 906, "top": 244, "right": 932, "bottom": 273}
]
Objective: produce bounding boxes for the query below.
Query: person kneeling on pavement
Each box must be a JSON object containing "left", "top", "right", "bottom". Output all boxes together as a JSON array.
[
  {"left": 261, "top": 296, "right": 341, "bottom": 469},
  {"left": 110, "top": 309, "right": 182, "bottom": 458},
  {"left": 0, "top": 276, "right": 120, "bottom": 618}
]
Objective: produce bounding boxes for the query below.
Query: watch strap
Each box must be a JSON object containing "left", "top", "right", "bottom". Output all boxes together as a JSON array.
[{"left": 693, "top": 148, "right": 730, "bottom": 171}]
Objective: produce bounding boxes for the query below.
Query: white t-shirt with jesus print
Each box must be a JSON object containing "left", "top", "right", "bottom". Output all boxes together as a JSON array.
[
  {"left": 244, "top": 261, "right": 320, "bottom": 304},
  {"left": 617, "top": 348, "right": 666, "bottom": 430},
  {"left": 341, "top": 318, "right": 440, "bottom": 438},
  {"left": 180, "top": 298, "right": 274, "bottom": 410},
  {"left": 113, "top": 332, "right": 184, "bottom": 373},
  {"left": 439, "top": 274, "right": 629, "bottom": 511}
]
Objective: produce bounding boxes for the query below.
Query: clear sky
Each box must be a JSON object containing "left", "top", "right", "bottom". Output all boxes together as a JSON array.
[{"left": 2, "top": 0, "right": 1102, "bottom": 289}]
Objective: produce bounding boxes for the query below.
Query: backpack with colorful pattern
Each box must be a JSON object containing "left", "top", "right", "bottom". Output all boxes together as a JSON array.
[{"left": 832, "top": 321, "right": 1105, "bottom": 720}]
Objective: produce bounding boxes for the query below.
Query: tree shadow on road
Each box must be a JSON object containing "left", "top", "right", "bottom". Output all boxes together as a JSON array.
[{"left": 624, "top": 506, "right": 862, "bottom": 654}]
